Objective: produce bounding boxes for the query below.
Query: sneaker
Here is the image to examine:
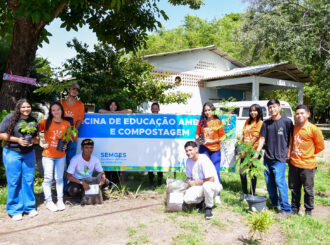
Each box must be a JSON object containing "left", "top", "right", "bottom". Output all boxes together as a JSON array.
[
  {"left": 46, "top": 201, "right": 58, "bottom": 212},
  {"left": 305, "top": 210, "right": 312, "bottom": 216},
  {"left": 275, "top": 211, "right": 291, "bottom": 219},
  {"left": 215, "top": 195, "right": 222, "bottom": 204},
  {"left": 205, "top": 207, "right": 213, "bottom": 220},
  {"left": 28, "top": 210, "right": 38, "bottom": 217},
  {"left": 57, "top": 200, "right": 66, "bottom": 211},
  {"left": 12, "top": 213, "right": 23, "bottom": 221},
  {"left": 291, "top": 208, "right": 299, "bottom": 215},
  {"left": 195, "top": 201, "right": 205, "bottom": 213}
]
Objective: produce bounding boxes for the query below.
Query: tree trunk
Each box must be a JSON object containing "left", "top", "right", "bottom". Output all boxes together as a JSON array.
[{"left": 0, "top": 17, "right": 43, "bottom": 111}]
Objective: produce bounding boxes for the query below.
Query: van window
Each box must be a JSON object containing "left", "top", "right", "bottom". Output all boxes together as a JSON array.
[
  {"left": 242, "top": 107, "right": 267, "bottom": 118},
  {"left": 281, "top": 108, "right": 292, "bottom": 117}
]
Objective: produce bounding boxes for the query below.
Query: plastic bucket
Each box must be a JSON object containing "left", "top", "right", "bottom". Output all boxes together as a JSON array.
[{"left": 245, "top": 194, "right": 267, "bottom": 212}]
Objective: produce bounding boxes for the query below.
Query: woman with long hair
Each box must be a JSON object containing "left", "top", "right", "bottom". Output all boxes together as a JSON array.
[
  {"left": 238, "top": 104, "right": 263, "bottom": 200},
  {"left": 98, "top": 99, "right": 132, "bottom": 114},
  {"left": 0, "top": 99, "right": 38, "bottom": 220},
  {"left": 195, "top": 102, "right": 225, "bottom": 204},
  {"left": 38, "top": 102, "right": 70, "bottom": 212}
]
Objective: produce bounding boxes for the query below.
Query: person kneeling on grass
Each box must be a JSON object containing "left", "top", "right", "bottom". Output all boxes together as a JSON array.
[
  {"left": 66, "top": 139, "right": 109, "bottom": 199},
  {"left": 183, "top": 141, "right": 222, "bottom": 220}
]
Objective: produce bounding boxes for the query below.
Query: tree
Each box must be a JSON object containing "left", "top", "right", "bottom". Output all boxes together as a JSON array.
[
  {"left": 239, "top": 0, "right": 329, "bottom": 120},
  {"left": 138, "top": 13, "right": 244, "bottom": 59},
  {"left": 0, "top": 0, "right": 203, "bottom": 110},
  {"left": 35, "top": 39, "right": 191, "bottom": 111}
]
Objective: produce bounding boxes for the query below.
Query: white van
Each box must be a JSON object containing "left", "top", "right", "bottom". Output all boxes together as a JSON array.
[{"left": 214, "top": 100, "right": 294, "bottom": 135}]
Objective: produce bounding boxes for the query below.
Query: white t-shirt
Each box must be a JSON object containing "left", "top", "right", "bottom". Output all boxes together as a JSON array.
[
  {"left": 185, "top": 154, "right": 220, "bottom": 186},
  {"left": 67, "top": 153, "right": 104, "bottom": 179}
]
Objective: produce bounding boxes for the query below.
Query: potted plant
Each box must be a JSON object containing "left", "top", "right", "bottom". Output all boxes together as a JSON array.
[
  {"left": 18, "top": 121, "right": 37, "bottom": 144},
  {"left": 56, "top": 126, "right": 78, "bottom": 152},
  {"left": 235, "top": 140, "right": 267, "bottom": 212}
]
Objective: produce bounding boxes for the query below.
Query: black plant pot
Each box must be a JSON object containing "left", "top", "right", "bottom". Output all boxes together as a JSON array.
[
  {"left": 56, "top": 139, "right": 66, "bottom": 152},
  {"left": 24, "top": 134, "right": 33, "bottom": 144},
  {"left": 245, "top": 194, "right": 267, "bottom": 212}
]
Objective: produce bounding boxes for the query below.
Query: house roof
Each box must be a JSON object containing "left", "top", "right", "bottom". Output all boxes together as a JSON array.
[
  {"left": 203, "top": 61, "right": 310, "bottom": 83},
  {"left": 143, "top": 45, "right": 246, "bottom": 68}
]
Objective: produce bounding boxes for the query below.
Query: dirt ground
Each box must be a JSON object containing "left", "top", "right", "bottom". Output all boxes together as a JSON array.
[
  {"left": 0, "top": 189, "right": 328, "bottom": 245},
  {"left": 0, "top": 191, "right": 278, "bottom": 245}
]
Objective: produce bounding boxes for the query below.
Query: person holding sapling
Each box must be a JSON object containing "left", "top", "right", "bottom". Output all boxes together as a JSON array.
[
  {"left": 238, "top": 104, "right": 263, "bottom": 200},
  {"left": 195, "top": 102, "right": 225, "bottom": 204},
  {"left": 0, "top": 99, "right": 39, "bottom": 221},
  {"left": 289, "top": 105, "right": 324, "bottom": 216},
  {"left": 38, "top": 102, "right": 70, "bottom": 212},
  {"left": 57, "top": 82, "right": 85, "bottom": 191}
]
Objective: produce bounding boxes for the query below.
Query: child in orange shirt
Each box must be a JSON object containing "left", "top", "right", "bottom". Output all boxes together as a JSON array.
[
  {"left": 38, "top": 102, "right": 70, "bottom": 212},
  {"left": 196, "top": 102, "right": 225, "bottom": 203},
  {"left": 289, "top": 105, "right": 324, "bottom": 216},
  {"left": 238, "top": 104, "right": 263, "bottom": 200}
]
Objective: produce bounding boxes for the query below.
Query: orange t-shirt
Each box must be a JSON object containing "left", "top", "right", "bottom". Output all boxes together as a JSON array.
[
  {"left": 291, "top": 123, "right": 324, "bottom": 169},
  {"left": 58, "top": 99, "right": 85, "bottom": 141},
  {"left": 38, "top": 119, "right": 71, "bottom": 158},
  {"left": 243, "top": 119, "right": 263, "bottom": 149},
  {"left": 196, "top": 118, "right": 225, "bottom": 152}
]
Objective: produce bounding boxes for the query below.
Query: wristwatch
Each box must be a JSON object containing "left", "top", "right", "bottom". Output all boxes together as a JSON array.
[{"left": 79, "top": 180, "right": 83, "bottom": 185}]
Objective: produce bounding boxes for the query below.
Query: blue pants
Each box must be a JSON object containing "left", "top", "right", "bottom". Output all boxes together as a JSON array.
[
  {"left": 3, "top": 148, "right": 36, "bottom": 216},
  {"left": 63, "top": 140, "right": 78, "bottom": 191},
  {"left": 198, "top": 145, "right": 221, "bottom": 184},
  {"left": 264, "top": 160, "right": 291, "bottom": 213}
]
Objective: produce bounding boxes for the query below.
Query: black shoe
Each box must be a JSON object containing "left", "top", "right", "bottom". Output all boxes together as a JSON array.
[
  {"left": 292, "top": 208, "right": 299, "bottom": 215},
  {"left": 196, "top": 201, "right": 205, "bottom": 213},
  {"left": 205, "top": 207, "right": 213, "bottom": 220},
  {"left": 182, "top": 202, "right": 189, "bottom": 212},
  {"left": 305, "top": 210, "right": 312, "bottom": 216}
]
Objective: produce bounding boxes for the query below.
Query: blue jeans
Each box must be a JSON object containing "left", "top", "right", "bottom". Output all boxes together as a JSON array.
[
  {"left": 63, "top": 140, "right": 78, "bottom": 191},
  {"left": 3, "top": 148, "right": 36, "bottom": 216},
  {"left": 42, "top": 156, "right": 66, "bottom": 202},
  {"left": 264, "top": 160, "right": 291, "bottom": 213}
]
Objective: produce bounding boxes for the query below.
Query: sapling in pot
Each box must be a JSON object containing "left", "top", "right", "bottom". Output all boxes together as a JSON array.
[
  {"left": 56, "top": 126, "right": 78, "bottom": 152},
  {"left": 236, "top": 141, "right": 267, "bottom": 212},
  {"left": 18, "top": 121, "right": 37, "bottom": 144}
]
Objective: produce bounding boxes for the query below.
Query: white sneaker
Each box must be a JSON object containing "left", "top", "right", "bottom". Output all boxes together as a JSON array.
[
  {"left": 46, "top": 201, "right": 58, "bottom": 212},
  {"left": 57, "top": 200, "right": 66, "bottom": 211},
  {"left": 28, "top": 210, "right": 38, "bottom": 217},
  {"left": 215, "top": 195, "right": 222, "bottom": 204},
  {"left": 12, "top": 213, "right": 23, "bottom": 221}
]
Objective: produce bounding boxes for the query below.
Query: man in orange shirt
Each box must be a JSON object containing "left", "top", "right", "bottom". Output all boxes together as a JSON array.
[
  {"left": 289, "top": 105, "right": 324, "bottom": 216},
  {"left": 58, "top": 82, "right": 85, "bottom": 190}
]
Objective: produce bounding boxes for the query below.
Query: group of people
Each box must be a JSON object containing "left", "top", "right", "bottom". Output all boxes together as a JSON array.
[
  {"left": 0, "top": 81, "right": 325, "bottom": 222},
  {"left": 183, "top": 99, "right": 324, "bottom": 219}
]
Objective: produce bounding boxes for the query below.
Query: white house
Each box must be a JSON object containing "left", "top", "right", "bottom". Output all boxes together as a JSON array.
[{"left": 142, "top": 45, "right": 309, "bottom": 115}]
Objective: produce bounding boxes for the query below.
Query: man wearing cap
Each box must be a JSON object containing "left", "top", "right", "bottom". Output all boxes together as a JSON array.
[
  {"left": 57, "top": 82, "right": 85, "bottom": 191},
  {"left": 66, "top": 139, "right": 109, "bottom": 197}
]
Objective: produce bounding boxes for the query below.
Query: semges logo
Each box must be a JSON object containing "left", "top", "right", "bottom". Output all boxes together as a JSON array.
[{"left": 101, "top": 152, "right": 127, "bottom": 158}]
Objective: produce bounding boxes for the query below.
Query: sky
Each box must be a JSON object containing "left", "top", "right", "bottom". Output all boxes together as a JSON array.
[{"left": 37, "top": 0, "right": 248, "bottom": 68}]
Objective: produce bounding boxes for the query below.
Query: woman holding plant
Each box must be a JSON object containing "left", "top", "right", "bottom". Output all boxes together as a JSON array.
[
  {"left": 238, "top": 104, "right": 263, "bottom": 199},
  {"left": 0, "top": 99, "right": 38, "bottom": 221},
  {"left": 195, "top": 102, "right": 225, "bottom": 204},
  {"left": 38, "top": 102, "right": 70, "bottom": 212}
]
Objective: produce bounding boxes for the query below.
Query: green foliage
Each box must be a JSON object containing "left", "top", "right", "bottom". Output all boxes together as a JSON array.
[
  {"left": 37, "top": 39, "right": 190, "bottom": 110},
  {"left": 240, "top": 0, "right": 330, "bottom": 120},
  {"left": 1, "top": 0, "right": 204, "bottom": 51},
  {"left": 247, "top": 209, "right": 274, "bottom": 240},
  {"left": 17, "top": 121, "right": 37, "bottom": 135},
  {"left": 138, "top": 13, "right": 244, "bottom": 58},
  {"left": 60, "top": 126, "right": 78, "bottom": 142}
]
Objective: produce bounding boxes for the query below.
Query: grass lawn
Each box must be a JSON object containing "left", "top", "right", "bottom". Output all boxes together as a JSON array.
[{"left": 0, "top": 160, "right": 329, "bottom": 244}]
